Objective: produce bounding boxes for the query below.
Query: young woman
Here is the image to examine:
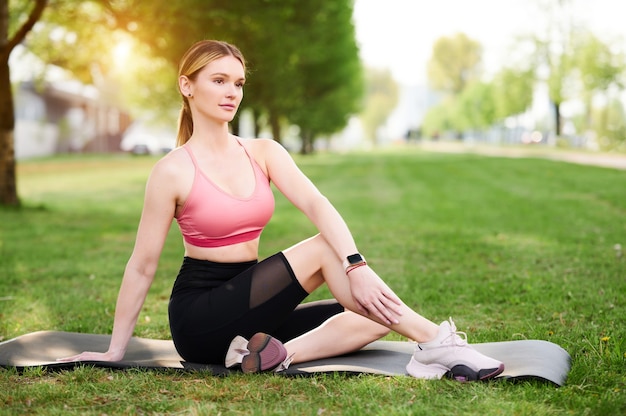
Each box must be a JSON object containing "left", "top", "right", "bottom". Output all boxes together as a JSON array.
[{"left": 60, "top": 40, "right": 504, "bottom": 381}]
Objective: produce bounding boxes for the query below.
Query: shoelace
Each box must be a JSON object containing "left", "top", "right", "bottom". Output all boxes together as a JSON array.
[
  {"left": 440, "top": 329, "right": 468, "bottom": 346},
  {"left": 439, "top": 318, "right": 468, "bottom": 347},
  {"left": 274, "top": 353, "right": 295, "bottom": 372},
  {"left": 234, "top": 348, "right": 250, "bottom": 357}
]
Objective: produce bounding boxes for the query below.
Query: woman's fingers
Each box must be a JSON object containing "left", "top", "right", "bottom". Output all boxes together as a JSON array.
[
  {"left": 358, "top": 293, "right": 399, "bottom": 325},
  {"left": 350, "top": 267, "right": 404, "bottom": 325}
]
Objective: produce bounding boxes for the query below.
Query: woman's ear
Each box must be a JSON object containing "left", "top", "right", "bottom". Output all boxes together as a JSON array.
[{"left": 179, "top": 75, "right": 192, "bottom": 97}]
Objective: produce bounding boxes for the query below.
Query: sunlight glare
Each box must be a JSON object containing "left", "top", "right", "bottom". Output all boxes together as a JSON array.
[{"left": 113, "top": 40, "right": 132, "bottom": 67}]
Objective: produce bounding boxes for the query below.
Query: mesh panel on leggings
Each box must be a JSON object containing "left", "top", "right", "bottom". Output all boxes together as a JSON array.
[{"left": 248, "top": 253, "right": 294, "bottom": 309}]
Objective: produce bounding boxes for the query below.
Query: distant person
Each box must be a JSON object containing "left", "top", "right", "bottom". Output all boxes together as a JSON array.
[{"left": 60, "top": 40, "right": 504, "bottom": 381}]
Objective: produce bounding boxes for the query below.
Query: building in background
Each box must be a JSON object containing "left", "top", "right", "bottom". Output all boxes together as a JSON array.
[{"left": 11, "top": 46, "right": 132, "bottom": 160}]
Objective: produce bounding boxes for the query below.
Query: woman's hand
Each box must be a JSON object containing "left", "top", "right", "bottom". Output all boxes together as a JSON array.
[
  {"left": 347, "top": 266, "right": 403, "bottom": 325},
  {"left": 57, "top": 350, "right": 123, "bottom": 363}
]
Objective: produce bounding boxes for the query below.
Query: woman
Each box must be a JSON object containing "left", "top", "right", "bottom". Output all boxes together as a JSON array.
[{"left": 60, "top": 40, "right": 504, "bottom": 381}]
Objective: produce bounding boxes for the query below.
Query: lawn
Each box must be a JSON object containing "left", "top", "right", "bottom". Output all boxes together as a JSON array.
[{"left": 0, "top": 148, "right": 624, "bottom": 415}]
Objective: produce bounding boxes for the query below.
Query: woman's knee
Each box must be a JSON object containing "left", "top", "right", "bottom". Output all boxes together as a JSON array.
[
  {"left": 283, "top": 234, "right": 335, "bottom": 291},
  {"left": 284, "top": 234, "right": 335, "bottom": 265},
  {"left": 370, "top": 321, "right": 392, "bottom": 338},
  {"left": 304, "top": 233, "right": 334, "bottom": 256},
  {"left": 344, "top": 311, "right": 391, "bottom": 340}
]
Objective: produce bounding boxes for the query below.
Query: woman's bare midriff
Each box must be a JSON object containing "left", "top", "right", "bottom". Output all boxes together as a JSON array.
[{"left": 182, "top": 238, "right": 262, "bottom": 263}]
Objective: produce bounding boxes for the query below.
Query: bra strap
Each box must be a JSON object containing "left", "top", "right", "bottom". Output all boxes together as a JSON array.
[{"left": 182, "top": 144, "right": 199, "bottom": 169}]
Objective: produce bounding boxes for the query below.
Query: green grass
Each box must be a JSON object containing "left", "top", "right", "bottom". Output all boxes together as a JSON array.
[{"left": 1, "top": 149, "right": 624, "bottom": 415}]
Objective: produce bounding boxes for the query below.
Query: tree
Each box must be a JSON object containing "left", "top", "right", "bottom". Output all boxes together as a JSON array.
[
  {"left": 544, "top": 44, "right": 573, "bottom": 137},
  {"left": 524, "top": 0, "right": 577, "bottom": 138},
  {"left": 456, "top": 81, "right": 497, "bottom": 138},
  {"left": 423, "top": 33, "right": 483, "bottom": 139},
  {"left": 217, "top": 1, "right": 303, "bottom": 142},
  {"left": 593, "top": 98, "right": 626, "bottom": 151},
  {"left": 1, "top": 0, "right": 47, "bottom": 206},
  {"left": 574, "top": 32, "right": 624, "bottom": 138},
  {"left": 360, "top": 68, "right": 398, "bottom": 144},
  {"left": 492, "top": 67, "right": 535, "bottom": 121},
  {"left": 24, "top": 0, "right": 222, "bottom": 117},
  {"left": 284, "top": 0, "right": 363, "bottom": 153},
  {"left": 421, "top": 99, "right": 454, "bottom": 139},
  {"left": 427, "top": 33, "right": 482, "bottom": 95},
  {"left": 25, "top": 0, "right": 362, "bottom": 151}
]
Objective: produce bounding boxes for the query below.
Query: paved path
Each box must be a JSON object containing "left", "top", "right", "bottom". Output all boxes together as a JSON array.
[{"left": 417, "top": 141, "right": 626, "bottom": 170}]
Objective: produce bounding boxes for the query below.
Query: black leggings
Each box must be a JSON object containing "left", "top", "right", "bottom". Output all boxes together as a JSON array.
[{"left": 168, "top": 252, "right": 344, "bottom": 364}]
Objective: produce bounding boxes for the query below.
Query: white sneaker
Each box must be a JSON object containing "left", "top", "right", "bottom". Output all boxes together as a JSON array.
[
  {"left": 225, "top": 335, "right": 249, "bottom": 368},
  {"left": 225, "top": 333, "right": 291, "bottom": 373},
  {"left": 406, "top": 318, "right": 504, "bottom": 381}
]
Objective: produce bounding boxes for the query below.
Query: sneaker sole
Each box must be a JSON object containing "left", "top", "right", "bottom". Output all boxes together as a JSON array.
[
  {"left": 406, "top": 357, "right": 449, "bottom": 379},
  {"left": 241, "top": 333, "right": 287, "bottom": 374},
  {"left": 447, "top": 363, "right": 505, "bottom": 382},
  {"left": 407, "top": 357, "right": 505, "bottom": 382}
]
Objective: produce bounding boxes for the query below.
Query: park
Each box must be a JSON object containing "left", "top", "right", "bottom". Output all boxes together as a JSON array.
[
  {"left": 1, "top": 0, "right": 625, "bottom": 414},
  {"left": 1, "top": 149, "right": 624, "bottom": 414}
]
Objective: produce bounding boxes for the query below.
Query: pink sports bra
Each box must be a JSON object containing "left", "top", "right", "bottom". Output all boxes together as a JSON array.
[{"left": 176, "top": 139, "right": 275, "bottom": 248}]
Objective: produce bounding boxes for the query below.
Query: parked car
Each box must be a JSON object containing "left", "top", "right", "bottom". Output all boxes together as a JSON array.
[{"left": 120, "top": 121, "right": 176, "bottom": 155}]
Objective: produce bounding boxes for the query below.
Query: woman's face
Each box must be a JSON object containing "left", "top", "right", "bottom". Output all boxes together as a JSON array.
[{"left": 187, "top": 55, "right": 246, "bottom": 123}]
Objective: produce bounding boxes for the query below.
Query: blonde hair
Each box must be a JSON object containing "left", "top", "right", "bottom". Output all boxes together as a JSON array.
[{"left": 176, "top": 40, "right": 246, "bottom": 147}]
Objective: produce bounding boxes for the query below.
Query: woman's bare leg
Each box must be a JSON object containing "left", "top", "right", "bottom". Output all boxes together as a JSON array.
[
  {"left": 284, "top": 310, "right": 390, "bottom": 363},
  {"left": 282, "top": 234, "right": 440, "bottom": 349},
  {"left": 236, "top": 234, "right": 503, "bottom": 381}
]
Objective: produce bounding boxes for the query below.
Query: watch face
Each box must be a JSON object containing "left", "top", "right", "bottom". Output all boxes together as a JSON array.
[{"left": 347, "top": 253, "right": 364, "bottom": 264}]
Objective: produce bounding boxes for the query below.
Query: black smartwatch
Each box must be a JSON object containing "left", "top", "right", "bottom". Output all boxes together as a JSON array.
[{"left": 343, "top": 253, "right": 366, "bottom": 270}]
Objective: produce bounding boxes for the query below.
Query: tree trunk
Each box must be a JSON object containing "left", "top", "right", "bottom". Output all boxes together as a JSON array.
[
  {"left": 252, "top": 108, "right": 261, "bottom": 138},
  {"left": 230, "top": 114, "right": 240, "bottom": 136},
  {"left": 553, "top": 101, "right": 562, "bottom": 137},
  {"left": 269, "top": 111, "right": 281, "bottom": 144},
  {"left": 300, "top": 130, "right": 314, "bottom": 154},
  {"left": 0, "top": 58, "right": 19, "bottom": 206},
  {"left": 0, "top": 0, "right": 48, "bottom": 206}
]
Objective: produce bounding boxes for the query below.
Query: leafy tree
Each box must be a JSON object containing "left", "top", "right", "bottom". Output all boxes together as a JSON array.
[
  {"left": 217, "top": 1, "right": 303, "bottom": 142},
  {"left": 1, "top": 0, "right": 47, "bottom": 206},
  {"left": 360, "top": 68, "right": 399, "bottom": 145},
  {"left": 24, "top": 0, "right": 362, "bottom": 152},
  {"left": 285, "top": 0, "right": 363, "bottom": 153},
  {"left": 593, "top": 98, "right": 626, "bottom": 151},
  {"left": 492, "top": 67, "right": 535, "bottom": 121},
  {"left": 524, "top": 0, "right": 578, "bottom": 138},
  {"left": 423, "top": 32, "right": 483, "bottom": 140},
  {"left": 25, "top": 0, "right": 222, "bottom": 117},
  {"left": 521, "top": 0, "right": 625, "bottom": 144},
  {"left": 573, "top": 32, "right": 624, "bottom": 136},
  {"left": 544, "top": 44, "right": 573, "bottom": 137},
  {"left": 421, "top": 99, "right": 454, "bottom": 139},
  {"left": 427, "top": 33, "right": 482, "bottom": 95},
  {"left": 456, "top": 81, "right": 497, "bottom": 137}
]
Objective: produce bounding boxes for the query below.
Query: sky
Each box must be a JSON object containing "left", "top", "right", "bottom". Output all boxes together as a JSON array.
[{"left": 353, "top": 0, "right": 626, "bottom": 86}]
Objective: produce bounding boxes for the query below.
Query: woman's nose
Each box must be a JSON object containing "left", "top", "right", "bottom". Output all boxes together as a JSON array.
[{"left": 226, "top": 83, "right": 238, "bottom": 97}]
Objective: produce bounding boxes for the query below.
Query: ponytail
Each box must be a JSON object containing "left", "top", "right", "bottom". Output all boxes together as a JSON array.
[{"left": 176, "top": 98, "right": 193, "bottom": 147}]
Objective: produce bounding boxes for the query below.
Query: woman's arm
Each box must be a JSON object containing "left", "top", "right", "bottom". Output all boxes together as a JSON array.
[
  {"left": 260, "top": 140, "right": 402, "bottom": 323},
  {"left": 59, "top": 157, "right": 180, "bottom": 362},
  {"left": 259, "top": 140, "right": 355, "bottom": 257}
]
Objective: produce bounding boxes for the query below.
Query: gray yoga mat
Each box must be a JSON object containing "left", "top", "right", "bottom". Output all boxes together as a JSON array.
[{"left": 0, "top": 331, "right": 571, "bottom": 386}]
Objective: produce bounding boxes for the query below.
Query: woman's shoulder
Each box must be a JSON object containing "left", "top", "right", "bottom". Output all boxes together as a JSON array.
[
  {"left": 150, "top": 146, "right": 193, "bottom": 179},
  {"left": 237, "top": 136, "right": 275, "bottom": 148},
  {"left": 236, "top": 137, "right": 292, "bottom": 178},
  {"left": 238, "top": 136, "right": 288, "bottom": 157}
]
